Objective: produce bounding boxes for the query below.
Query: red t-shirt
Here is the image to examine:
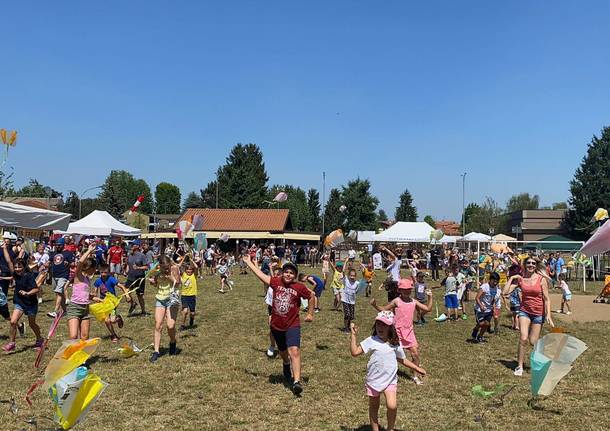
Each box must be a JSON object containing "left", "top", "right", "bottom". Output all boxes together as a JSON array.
[
  {"left": 108, "top": 246, "right": 124, "bottom": 264},
  {"left": 269, "top": 276, "right": 312, "bottom": 331},
  {"left": 519, "top": 274, "right": 544, "bottom": 316}
]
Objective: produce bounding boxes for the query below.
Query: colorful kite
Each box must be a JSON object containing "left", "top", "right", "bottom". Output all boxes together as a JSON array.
[
  {"left": 429, "top": 229, "right": 444, "bottom": 241},
  {"left": 530, "top": 333, "right": 588, "bottom": 396},
  {"left": 273, "top": 192, "right": 288, "bottom": 202},
  {"left": 0, "top": 128, "right": 17, "bottom": 166},
  {"left": 176, "top": 220, "right": 194, "bottom": 240},
  {"left": 89, "top": 293, "right": 120, "bottom": 322},
  {"left": 191, "top": 214, "right": 204, "bottom": 230},
  {"left": 324, "top": 229, "right": 344, "bottom": 248},
  {"left": 128, "top": 194, "right": 145, "bottom": 215},
  {"left": 194, "top": 232, "right": 207, "bottom": 252},
  {"left": 592, "top": 208, "right": 608, "bottom": 222}
]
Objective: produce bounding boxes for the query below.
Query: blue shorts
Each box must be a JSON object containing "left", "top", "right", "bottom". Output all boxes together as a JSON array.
[
  {"left": 475, "top": 311, "right": 493, "bottom": 323},
  {"left": 314, "top": 283, "right": 324, "bottom": 298},
  {"left": 518, "top": 310, "right": 544, "bottom": 324},
  {"left": 271, "top": 326, "right": 301, "bottom": 351},
  {"left": 563, "top": 294, "right": 572, "bottom": 301},
  {"left": 181, "top": 295, "right": 196, "bottom": 312},
  {"left": 444, "top": 294, "right": 459, "bottom": 309},
  {"left": 15, "top": 301, "right": 38, "bottom": 316}
]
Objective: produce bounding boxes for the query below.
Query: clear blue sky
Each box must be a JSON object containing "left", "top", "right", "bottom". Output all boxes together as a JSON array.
[{"left": 2, "top": 1, "right": 610, "bottom": 221}]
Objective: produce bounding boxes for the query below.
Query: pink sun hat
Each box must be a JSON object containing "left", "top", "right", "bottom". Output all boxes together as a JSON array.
[
  {"left": 375, "top": 310, "right": 395, "bottom": 326},
  {"left": 398, "top": 278, "right": 414, "bottom": 290}
]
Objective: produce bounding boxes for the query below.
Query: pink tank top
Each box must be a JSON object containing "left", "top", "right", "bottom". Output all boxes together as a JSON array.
[
  {"left": 71, "top": 276, "right": 91, "bottom": 305},
  {"left": 519, "top": 274, "right": 544, "bottom": 316},
  {"left": 394, "top": 297, "right": 416, "bottom": 330}
]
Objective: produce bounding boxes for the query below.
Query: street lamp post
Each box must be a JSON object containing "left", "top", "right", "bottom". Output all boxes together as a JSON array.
[
  {"left": 461, "top": 172, "right": 467, "bottom": 237},
  {"left": 321, "top": 171, "right": 326, "bottom": 239},
  {"left": 79, "top": 185, "right": 103, "bottom": 219}
]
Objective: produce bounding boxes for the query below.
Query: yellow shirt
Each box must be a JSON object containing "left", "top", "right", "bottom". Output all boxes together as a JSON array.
[
  {"left": 363, "top": 268, "right": 375, "bottom": 282},
  {"left": 331, "top": 270, "right": 344, "bottom": 290},
  {"left": 181, "top": 273, "right": 198, "bottom": 297},
  {"left": 155, "top": 275, "right": 174, "bottom": 301}
]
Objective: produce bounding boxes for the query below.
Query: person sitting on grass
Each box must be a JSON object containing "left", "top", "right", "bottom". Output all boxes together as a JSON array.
[
  {"left": 556, "top": 273, "right": 572, "bottom": 315},
  {"left": 242, "top": 254, "right": 315, "bottom": 396},
  {"left": 471, "top": 272, "right": 502, "bottom": 343},
  {"left": 349, "top": 311, "right": 426, "bottom": 431},
  {"left": 370, "top": 279, "right": 432, "bottom": 385},
  {"left": 180, "top": 264, "right": 198, "bottom": 330},
  {"left": 93, "top": 263, "right": 129, "bottom": 342}
]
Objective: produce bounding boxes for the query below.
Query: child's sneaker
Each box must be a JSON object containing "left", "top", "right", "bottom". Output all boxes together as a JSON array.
[
  {"left": 47, "top": 311, "right": 57, "bottom": 318},
  {"left": 266, "top": 346, "right": 276, "bottom": 358},
  {"left": 565, "top": 311, "right": 572, "bottom": 315},
  {"left": 2, "top": 342, "right": 16, "bottom": 353},
  {"left": 34, "top": 338, "right": 45, "bottom": 349},
  {"left": 37, "top": 297, "right": 43, "bottom": 304},
  {"left": 149, "top": 352, "right": 160, "bottom": 363},
  {"left": 412, "top": 376, "right": 424, "bottom": 385},
  {"left": 18, "top": 322, "right": 25, "bottom": 337},
  {"left": 111, "top": 336, "right": 120, "bottom": 343},
  {"left": 513, "top": 366, "right": 523, "bottom": 377},
  {"left": 291, "top": 381, "right": 303, "bottom": 396},
  {"left": 116, "top": 315, "right": 124, "bottom": 329},
  {"left": 169, "top": 342, "right": 177, "bottom": 355}
]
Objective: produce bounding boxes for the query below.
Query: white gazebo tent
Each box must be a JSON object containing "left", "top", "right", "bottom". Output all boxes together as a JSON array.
[
  {"left": 0, "top": 201, "right": 71, "bottom": 231},
  {"left": 61, "top": 210, "right": 141, "bottom": 237},
  {"left": 372, "top": 222, "right": 434, "bottom": 243},
  {"left": 462, "top": 232, "right": 491, "bottom": 242}
]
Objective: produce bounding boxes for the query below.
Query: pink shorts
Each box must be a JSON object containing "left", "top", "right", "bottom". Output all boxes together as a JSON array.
[{"left": 366, "top": 383, "right": 397, "bottom": 397}]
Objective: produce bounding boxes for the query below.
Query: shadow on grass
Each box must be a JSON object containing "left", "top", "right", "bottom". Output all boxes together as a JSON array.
[
  {"left": 340, "top": 426, "right": 403, "bottom": 431},
  {"left": 87, "top": 355, "right": 121, "bottom": 366},
  {"left": 315, "top": 344, "right": 329, "bottom": 350},
  {"left": 496, "top": 359, "right": 525, "bottom": 371}
]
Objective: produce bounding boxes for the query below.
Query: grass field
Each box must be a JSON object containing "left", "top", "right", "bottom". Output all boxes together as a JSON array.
[{"left": 1, "top": 268, "right": 609, "bottom": 431}]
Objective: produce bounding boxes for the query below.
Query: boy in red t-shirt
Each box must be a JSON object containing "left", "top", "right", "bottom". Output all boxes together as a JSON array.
[{"left": 243, "top": 254, "right": 315, "bottom": 396}]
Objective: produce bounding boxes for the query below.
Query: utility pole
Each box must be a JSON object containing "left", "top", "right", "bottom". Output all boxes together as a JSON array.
[
  {"left": 321, "top": 171, "right": 326, "bottom": 238},
  {"left": 461, "top": 172, "right": 467, "bottom": 237}
]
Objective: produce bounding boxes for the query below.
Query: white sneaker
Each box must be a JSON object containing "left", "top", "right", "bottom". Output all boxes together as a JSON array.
[
  {"left": 47, "top": 311, "right": 57, "bottom": 318},
  {"left": 513, "top": 366, "right": 523, "bottom": 377},
  {"left": 565, "top": 311, "right": 572, "bottom": 315},
  {"left": 554, "top": 309, "right": 563, "bottom": 313},
  {"left": 266, "top": 347, "right": 275, "bottom": 358},
  {"left": 38, "top": 297, "right": 43, "bottom": 304},
  {"left": 412, "top": 376, "right": 424, "bottom": 385}
]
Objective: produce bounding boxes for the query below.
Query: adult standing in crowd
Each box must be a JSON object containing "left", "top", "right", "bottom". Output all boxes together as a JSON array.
[
  {"left": 126, "top": 240, "right": 148, "bottom": 316},
  {"left": 107, "top": 239, "right": 125, "bottom": 278},
  {"left": 0, "top": 234, "right": 16, "bottom": 297}
]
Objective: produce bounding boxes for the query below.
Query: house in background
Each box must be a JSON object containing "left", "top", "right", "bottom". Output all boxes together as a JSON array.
[
  {"left": 435, "top": 220, "right": 461, "bottom": 235},
  {"left": 506, "top": 209, "right": 568, "bottom": 241},
  {"left": 3, "top": 196, "right": 63, "bottom": 211}
]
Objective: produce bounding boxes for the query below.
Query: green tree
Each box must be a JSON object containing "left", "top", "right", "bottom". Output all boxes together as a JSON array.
[
  {"left": 377, "top": 209, "right": 388, "bottom": 222},
  {"left": 506, "top": 193, "right": 540, "bottom": 213},
  {"left": 10, "top": 178, "right": 62, "bottom": 198},
  {"left": 0, "top": 170, "right": 15, "bottom": 198},
  {"left": 465, "top": 197, "right": 503, "bottom": 234},
  {"left": 552, "top": 202, "right": 568, "bottom": 210},
  {"left": 323, "top": 188, "right": 343, "bottom": 234},
  {"left": 341, "top": 178, "right": 379, "bottom": 231},
  {"left": 98, "top": 170, "right": 153, "bottom": 218},
  {"left": 59, "top": 191, "right": 101, "bottom": 220},
  {"left": 217, "top": 143, "right": 268, "bottom": 208},
  {"left": 268, "top": 185, "right": 309, "bottom": 231},
  {"left": 200, "top": 181, "right": 218, "bottom": 208},
  {"left": 395, "top": 189, "right": 417, "bottom": 222},
  {"left": 155, "top": 182, "right": 181, "bottom": 214},
  {"left": 424, "top": 215, "right": 436, "bottom": 228},
  {"left": 306, "top": 188, "right": 321, "bottom": 232},
  {"left": 183, "top": 191, "right": 203, "bottom": 210},
  {"left": 565, "top": 126, "right": 610, "bottom": 238}
]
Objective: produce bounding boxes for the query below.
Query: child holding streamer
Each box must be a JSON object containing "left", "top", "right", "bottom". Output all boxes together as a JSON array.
[
  {"left": 66, "top": 244, "right": 97, "bottom": 340},
  {"left": 350, "top": 311, "right": 426, "bottom": 431},
  {"left": 150, "top": 255, "right": 181, "bottom": 362}
]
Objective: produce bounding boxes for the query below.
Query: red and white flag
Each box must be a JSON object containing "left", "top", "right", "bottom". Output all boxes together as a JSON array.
[{"left": 129, "top": 194, "right": 145, "bottom": 215}]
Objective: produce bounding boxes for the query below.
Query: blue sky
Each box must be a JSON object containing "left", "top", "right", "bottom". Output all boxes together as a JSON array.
[{"left": 2, "top": 1, "right": 609, "bottom": 221}]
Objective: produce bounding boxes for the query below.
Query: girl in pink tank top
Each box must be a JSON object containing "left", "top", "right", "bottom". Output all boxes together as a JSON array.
[
  {"left": 370, "top": 278, "right": 433, "bottom": 384},
  {"left": 66, "top": 244, "right": 98, "bottom": 340}
]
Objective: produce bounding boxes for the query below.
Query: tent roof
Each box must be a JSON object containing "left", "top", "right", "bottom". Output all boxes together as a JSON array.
[
  {"left": 525, "top": 235, "right": 582, "bottom": 251},
  {"left": 438, "top": 235, "right": 461, "bottom": 243},
  {"left": 0, "top": 201, "right": 71, "bottom": 231},
  {"left": 581, "top": 220, "right": 610, "bottom": 256},
  {"left": 372, "top": 222, "right": 434, "bottom": 243},
  {"left": 462, "top": 232, "right": 491, "bottom": 242},
  {"left": 356, "top": 231, "right": 376, "bottom": 243},
  {"left": 492, "top": 233, "right": 516, "bottom": 241},
  {"left": 62, "top": 210, "right": 141, "bottom": 236}
]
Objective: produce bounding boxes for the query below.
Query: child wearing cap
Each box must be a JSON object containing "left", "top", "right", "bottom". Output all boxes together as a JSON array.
[
  {"left": 370, "top": 278, "right": 432, "bottom": 385},
  {"left": 471, "top": 272, "right": 502, "bottom": 343},
  {"left": 350, "top": 311, "right": 426, "bottom": 431},
  {"left": 330, "top": 260, "right": 345, "bottom": 311}
]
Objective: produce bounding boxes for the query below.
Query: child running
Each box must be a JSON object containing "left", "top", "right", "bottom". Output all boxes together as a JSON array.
[
  {"left": 243, "top": 254, "right": 315, "bottom": 396},
  {"left": 2, "top": 258, "right": 44, "bottom": 353},
  {"left": 66, "top": 244, "right": 97, "bottom": 340},
  {"left": 556, "top": 273, "right": 572, "bottom": 315},
  {"left": 180, "top": 264, "right": 198, "bottom": 329},
  {"left": 350, "top": 311, "right": 426, "bottom": 431},
  {"left": 361, "top": 263, "right": 375, "bottom": 297},
  {"left": 217, "top": 257, "right": 231, "bottom": 293},
  {"left": 298, "top": 273, "right": 325, "bottom": 313},
  {"left": 150, "top": 256, "right": 181, "bottom": 363},
  {"left": 471, "top": 272, "right": 502, "bottom": 343},
  {"left": 93, "top": 263, "right": 128, "bottom": 342},
  {"left": 341, "top": 268, "right": 360, "bottom": 332},
  {"left": 370, "top": 279, "right": 432, "bottom": 385}
]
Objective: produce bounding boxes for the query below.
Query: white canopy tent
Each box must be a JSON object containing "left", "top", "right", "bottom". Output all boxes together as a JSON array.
[
  {"left": 0, "top": 201, "right": 71, "bottom": 231},
  {"left": 580, "top": 220, "right": 610, "bottom": 257},
  {"left": 438, "top": 235, "right": 461, "bottom": 244},
  {"left": 372, "top": 222, "right": 434, "bottom": 243},
  {"left": 462, "top": 232, "right": 491, "bottom": 242},
  {"left": 60, "top": 210, "right": 141, "bottom": 237},
  {"left": 356, "top": 231, "right": 376, "bottom": 243}
]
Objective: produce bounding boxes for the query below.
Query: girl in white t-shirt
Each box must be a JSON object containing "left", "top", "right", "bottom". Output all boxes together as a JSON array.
[
  {"left": 350, "top": 311, "right": 426, "bottom": 431},
  {"left": 556, "top": 273, "right": 572, "bottom": 315}
]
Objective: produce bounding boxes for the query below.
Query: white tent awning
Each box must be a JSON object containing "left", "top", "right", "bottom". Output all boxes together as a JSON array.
[
  {"left": 462, "top": 232, "right": 491, "bottom": 242},
  {"left": 372, "top": 222, "right": 434, "bottom": 243},
  {"left": 62, "top": 210, "right": 141, "bottom": 237},
  {"left": 0, "top": 201, "right": 71, "bottom": 231},
  {"left": 357, "top": 231, "right": 376, "bottom": 243}
]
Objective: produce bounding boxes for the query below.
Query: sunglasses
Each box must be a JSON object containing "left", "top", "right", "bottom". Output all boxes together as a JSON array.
[{"left": 525, "top": 261, "right": 537, "bottom": 266}]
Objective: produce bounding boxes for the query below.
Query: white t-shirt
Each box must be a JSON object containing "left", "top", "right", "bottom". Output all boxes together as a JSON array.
[
  {"left": 341, "top": 278, "right": 359, "bottom": 305},
  {"left": 474, "top": 283, "right": 502, "bottom": 313},
  {"left": 386, "top": 259, "right": 402, "bottom": 282},
  {"left": 560, "top": 280, "right": 571, "bottom": 295},
  {"left": 348, "top": 249, "right": 356, "bottom": 259},
  {"left": 372, "top": 253, "right": 383, "bottom": 270},
  {"left": 360, "top": 335, "right": 406, "bottom": 391}
]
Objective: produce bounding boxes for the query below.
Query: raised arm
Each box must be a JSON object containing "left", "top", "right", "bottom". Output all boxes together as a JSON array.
[
  {"left": 369, "top": 297, "right": 395, "bottom": 312},
  {"left": 76, "top": 244, "right": 96, "bottom": 279},
  {"left": 349, "top": 324, "right": 364, "bottom": 357},
  {"left": 242, "top": 254, "right": 271, "bottom": 285},
  {"left": 415, "top": 289, "right": 433, "bottom": 312},
  {"left": 2, "top": 240, "right": 14, "bottom": 274}
]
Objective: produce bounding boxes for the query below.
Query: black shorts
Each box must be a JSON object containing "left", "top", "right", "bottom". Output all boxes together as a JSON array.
[
  {"left": 267, "top": 305, "right": 273, "bottom": 316},
  {"left": 271, "top": 326, "right": 301, "bottom": 351},
  {"left": 475, "top": 312, "right": 493, "bottom": 324},
  {"left": 181, "top": 295, "right": 196, "bottom": 312},
  {"left": 126, "top": 277, "right": 146, "bottom": 295},
  {"left": 0, "top": 303, "right": 9, "bottom": 320}
]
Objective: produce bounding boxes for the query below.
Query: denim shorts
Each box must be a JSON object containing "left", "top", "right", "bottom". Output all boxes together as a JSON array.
[
  {"left": 518, "top": 310, "right": 544, "bottom": 324},
  {"left": 563, "top": 294, "right": 572, "bottom": 301},
  {"left": 15, "top": 301, "right": 38, "bottom": 316}
]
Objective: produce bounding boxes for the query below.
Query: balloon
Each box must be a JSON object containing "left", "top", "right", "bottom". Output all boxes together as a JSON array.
[
  {"left": 530, "top": 333, "right": 588, "bottom": 396},
  {"left": 273, "top": 192, "right": 288, "bottom": 202},
  {"left": 194, "top": 232, "right": 207, "bottom": 251},
  {"left": 324, "top": 229, "right": 344, "bottom": 248},
  {"left": 339, "top": 205, "right": 347, "bottom": 213},
  {"left": 430, "top": 229, "right": 444, "bottom": 241},
  {"left": 191, "top": 214, "right": 204, "bottom": 230},
  {"left": 593, "top": 208, "right": 609, "bottom": 222}
]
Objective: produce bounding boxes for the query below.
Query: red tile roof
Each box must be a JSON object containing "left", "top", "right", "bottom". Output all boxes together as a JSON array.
[
  {"left": 435, "top": 220, "right": 461, "bottom": 235},
  {"left": 177, "top": 208, "right": 292, "bottom": 232}
]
